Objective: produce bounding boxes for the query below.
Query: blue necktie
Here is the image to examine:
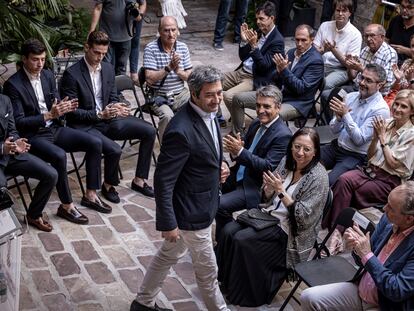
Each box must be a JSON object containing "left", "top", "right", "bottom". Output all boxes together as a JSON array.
[{"left": 236, "top": 125, "right": 266, "bottom": 182}]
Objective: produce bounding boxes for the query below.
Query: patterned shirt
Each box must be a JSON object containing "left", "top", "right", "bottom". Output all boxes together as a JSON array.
[
  {"left": 354, "top": 42, "right": 398, "bottom": 95},
  {"left": 369, "top": 119, "right": 414, "bottom": 181},
  {"left": 330, "top": 91, "right": 390, "bottom": 154},
  {"left": 143, "top": 38, "right": 192, "bottom": 95}
]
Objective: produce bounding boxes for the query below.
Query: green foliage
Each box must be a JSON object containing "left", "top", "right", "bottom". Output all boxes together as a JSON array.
[{"left": 0, "top": 0, "right": 90, "bottom": 64}]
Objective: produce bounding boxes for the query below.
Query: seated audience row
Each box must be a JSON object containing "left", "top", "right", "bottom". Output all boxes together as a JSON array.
[{"left": 2, "top": 32, "right": 156, "bottom": 231}]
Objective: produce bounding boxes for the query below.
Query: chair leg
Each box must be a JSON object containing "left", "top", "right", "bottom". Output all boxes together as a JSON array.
[
  {"left": 13, "top": 177, "right": 29, "bottom": 212},
  {"left": 279, "top": 279, "right": 303, "bottom": 311},
  {"left": 24, "top": 178, "right": 33, "bottom": 200},
  {"left": 69, "top": 152, "right": 86, "bottom": 196},
  {"left": 118, "top": 165, "right": 123, "bottom": 180}
]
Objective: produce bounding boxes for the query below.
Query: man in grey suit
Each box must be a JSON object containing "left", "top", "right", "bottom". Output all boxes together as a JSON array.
[{"left": 130, "top": 65, "right": 230, "bottom": 311}]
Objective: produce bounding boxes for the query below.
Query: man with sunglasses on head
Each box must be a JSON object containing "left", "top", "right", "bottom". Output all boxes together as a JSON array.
[{"left": 320, "top": 63, "right": 390, "bottom": 186}]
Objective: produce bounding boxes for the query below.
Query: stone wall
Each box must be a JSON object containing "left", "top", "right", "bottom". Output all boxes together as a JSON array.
[{"left": 309, "top": 0, "right": 379, "bottom": 31}]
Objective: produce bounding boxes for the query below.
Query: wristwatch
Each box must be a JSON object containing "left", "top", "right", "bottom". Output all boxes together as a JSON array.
[
  {"left": 164, "top": 66, "right": 171, "bottom": 73},
  {"left": 380, "top": 142, "right": 389, "bottom": 149},
  {"left": 97, "top": 112, "right": 103, "bottom": 120},
  {"left": 277, "top": 192, "right": 285, "bottom": 199}
]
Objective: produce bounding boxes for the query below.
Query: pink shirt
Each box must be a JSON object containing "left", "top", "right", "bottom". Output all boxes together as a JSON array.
[{"left": 358, "top": 225, "right": 414, "bottom": 305}]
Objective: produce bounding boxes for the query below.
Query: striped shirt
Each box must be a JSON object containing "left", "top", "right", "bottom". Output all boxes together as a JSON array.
[
  {"left": 355, "top": 42, "right": 398, "bottom": 95},
  {"left": 143, "top": 38, "right": 192, "bottom": 95}
]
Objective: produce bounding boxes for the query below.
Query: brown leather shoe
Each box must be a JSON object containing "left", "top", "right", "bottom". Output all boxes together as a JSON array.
[
  {"left": 81, "top": 196, "right": 112, "bottom": 214},
  {"left": 27, "top": 216, "right": 53, "bottom": 232}
]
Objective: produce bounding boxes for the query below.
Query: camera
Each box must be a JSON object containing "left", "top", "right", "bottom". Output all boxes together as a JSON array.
[
  {"left": 165, "top": 91, "right": 175, "bottom": 107},
  {"left": 126, "top": 1, "right": 141, "bottom": 18}
]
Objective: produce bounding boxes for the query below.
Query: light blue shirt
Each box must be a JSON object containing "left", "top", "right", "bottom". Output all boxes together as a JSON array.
[{"left": 330, "top": 91, "right": 390, "bottom": 155}]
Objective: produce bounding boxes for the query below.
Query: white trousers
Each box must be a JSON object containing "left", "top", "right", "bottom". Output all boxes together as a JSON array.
[
  {"left": 301, "top": 282, "right": 379, "bottom": 311},
  {"left": 136, "top": 225, "right": 229, "bottom": 311}
]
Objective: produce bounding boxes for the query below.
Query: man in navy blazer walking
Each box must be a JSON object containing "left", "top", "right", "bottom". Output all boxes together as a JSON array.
[{"left": 130, "top": 65, "right": 230, "bottom": 311}]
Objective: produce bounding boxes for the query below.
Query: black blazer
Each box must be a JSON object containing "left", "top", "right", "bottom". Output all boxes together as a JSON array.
[
  {"left": 59, "top": 58, "right": 119, "bottom": 129},
  {"left": 0, "top": 94, "right": 28, "bottom": 167},
  {"left": 3, "top": 69, "right": 60, "bottom": 138},
  {"left": 237, "top": 26, "right": 285, "bottom": 89},
  {"left": 154, "top": 103, "right": 222, "bottom": 231},
  {"left": 224, "top": 117, "right": 291, "bottom": 208},
  {"left": 280, "top": 46, "right": 324, "bottom": 117}
]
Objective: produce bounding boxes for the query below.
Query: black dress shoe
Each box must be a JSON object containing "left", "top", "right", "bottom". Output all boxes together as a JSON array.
[
  {"left": 101, "top": 183, "right": 120, "bottom": 203},
  {"left": 81, "top": 196, "right": 112, "bottom": 214},
  {"left": 131, "top": 181, "right": 154, "bottom": 198},
  {"left": 57, "top": 205, "right": 89, "bottom": 224},
  {"left": 130, "top": 300, "right": 172, "bottom": 311}
]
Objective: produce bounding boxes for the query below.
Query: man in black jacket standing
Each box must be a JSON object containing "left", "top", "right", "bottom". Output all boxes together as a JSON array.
[{"left": 130, "top": 65, "right": 230, "bottom": 311}]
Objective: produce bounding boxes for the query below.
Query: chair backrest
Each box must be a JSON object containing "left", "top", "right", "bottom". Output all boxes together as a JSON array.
[
  {"left": 115, "top": 75, "right": 135, "bottom": 93},
  {"left": 315, "top": 207, "right": 375, "bottom": 258},
  {"left": 322, "top": 189, "right": 333, "bottom": 222}
]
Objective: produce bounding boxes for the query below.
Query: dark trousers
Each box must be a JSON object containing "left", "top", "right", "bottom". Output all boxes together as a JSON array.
[
  {"left": 321, "top": 139, "right": 366, "bottom": 186},
  {"left": 0, "top": 154, "right": 57, "bottom": 218},
  {"left": 216, "top": 184, "right": 248, "bottom": 241},
  {"left": 213, "top": 0, "right": 249, "bottom": 44},
  {"left": 105, "top": 40, "right": 131, "bottom": 76},
  {"left": 29, "top": 126, "right": 103, "bottom": 204},
  {"left": 129, "top": 20, "right": 143, "bottom": 74},
  {"left": 87, "top": 116, "right": 156, "bottom": 185}
]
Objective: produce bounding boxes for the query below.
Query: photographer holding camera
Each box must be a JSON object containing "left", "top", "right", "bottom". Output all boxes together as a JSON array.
[
  {"left": 143, "top": 16, "right": 192, "bottom": 142},
  {"left": 89, "top": 0, "right": 145, "bottom": 76}
]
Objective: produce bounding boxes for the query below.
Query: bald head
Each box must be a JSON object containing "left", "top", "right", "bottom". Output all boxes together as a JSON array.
[
  {"left": 158, "top": 16, "right": 179, "bottom": 47},
  {"left": 158, "top": 16, "right": 178, "bottom": 31}
]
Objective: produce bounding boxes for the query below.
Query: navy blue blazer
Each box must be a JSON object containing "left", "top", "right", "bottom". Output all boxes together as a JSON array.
[
  {"left": 154, "top": 103, "right": 223, "bottom": 231},
  {"left": 280, "top": 46, "right": 324, "bottom": 117},
  {"left": 59, "top": 58, "right": 119, "bottom": 129},
  {"left": 237, "top": 26, "right": 285, "bottom": 89},
  {"left": 224, "top": 117, "right": 291, "bottom": 208},
  {"left": 0, "top": 95, "right": 28, "bottom": 166},
  {"left": 3, "top": 69, "right": 61, "bottom": 138},
  {"left": 359, "top": 214, "right": 414, "bottom": 311}
]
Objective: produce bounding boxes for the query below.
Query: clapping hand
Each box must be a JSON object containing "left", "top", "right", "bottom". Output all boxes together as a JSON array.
[
  {"left": 273, "top": 53, "right": 290, "bottom": 73},
  {"left": 220, "top": 161, "right": 230, "bottom": 184},
  {"left": 329, "top": 97, "right": 350, "bottom": 119},
  {"left": 345, "top": 54, "right": 362, "bottom": 71},
  {"left": 372, "top": 115, "right": 386, "bottom": 140},
  {"left": 344, "top": 223, "right": 371, "bottom": 258},
  {"left": 323, "top": 39, "right": 336, "bottom": 52},
  {"left": 169, "top": 51, "right": 181, "bottom": 72},
  {"left": 49, "top": 97, "right": 78, "bottom": 119},
  {"left": 223, "top": 133, "right": 244, "bottom": 156},
  {"left": 263, "top": 170, "right": 284, "bottom": 194}
]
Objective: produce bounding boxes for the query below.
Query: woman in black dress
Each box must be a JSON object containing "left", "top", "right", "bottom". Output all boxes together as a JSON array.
[{"left": 216, "top": 128, "right": 329, "bottom": 307}]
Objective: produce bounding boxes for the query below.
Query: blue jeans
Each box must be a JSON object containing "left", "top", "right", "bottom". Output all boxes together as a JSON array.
[
  {"left": 129, "top": 20, "right": 143, "bottom": 74},
  {"left": 213, "top": 0, "right": 249, "bottom": 44},
  {"left": 104, "top": 40, "right": 131, "bottom": 75}
]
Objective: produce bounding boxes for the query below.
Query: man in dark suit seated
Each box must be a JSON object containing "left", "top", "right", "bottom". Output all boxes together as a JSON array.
[
  {"left": 220, "top": 1, "right": 285, "bottom": 126},
  {"left": 215, "top": 84, "right": 292, "bottom": 240},
  {"left": 0, "top": 94, "right": 57, "bottom": 232},
  {"left": 130, "top": 65, "right": 230, "bottom": 311},
  {"left": 59, "top": 31, "right": 156, "bottom": 201},
  {"left": 4, "top": 39, "right": 109, "bottom": 225},
  {"left": 230, "top": 24, "right": 324, "bottom": 134}
]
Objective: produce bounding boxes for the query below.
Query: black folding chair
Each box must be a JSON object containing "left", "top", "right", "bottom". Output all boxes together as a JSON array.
[
  {"left": 6, "top": 175, "right": 33, "bottom": 212},
  {"left": 279, "top": 207, "right": 376, "bottom": 310}
]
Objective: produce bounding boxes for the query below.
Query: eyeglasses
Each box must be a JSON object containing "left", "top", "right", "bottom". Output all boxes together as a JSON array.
[
  {"left": 360, "top": 76, "right": 379, "bottom": 84},
  {"left": 364, "top": 33, "right": 381, "bottom": 39},
  {"left": 292, "top": 143, "right": 314, "bottom": 154},
  {"left": 400, "top": 4, "right": 414, "bottom": 11}
]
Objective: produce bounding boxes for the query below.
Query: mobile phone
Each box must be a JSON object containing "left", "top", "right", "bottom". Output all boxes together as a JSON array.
[{"left": 332, "top": 88, "right": 347, "bottom": 101}]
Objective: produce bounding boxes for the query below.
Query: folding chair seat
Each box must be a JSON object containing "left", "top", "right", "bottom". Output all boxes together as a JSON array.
[{"left": 279, "top": 207, "right": 376, "bottom": 310}]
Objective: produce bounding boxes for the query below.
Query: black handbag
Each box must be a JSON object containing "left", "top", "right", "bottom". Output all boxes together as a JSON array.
[{"left": 236, "top": 208, "right": 280, "bottom": 231}]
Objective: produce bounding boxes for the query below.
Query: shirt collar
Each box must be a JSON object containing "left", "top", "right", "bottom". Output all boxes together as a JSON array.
[
  {"left": 392, "top": 224, "right": 414, "bottom": 236},
  {"left": 262, "top": 25, "right": 275, "bottom": 39},
  {"left": 261, "top": 115, "right": 279, "bottom": 128},
  {"left": 157, "top": 37, "right": 178, "bottom": 53},
  {"left": 336, "top": 20, "right": 351, "bottom": 33},
  {"left": 358, "top": 91, "right": 381, "bottom": 105},
  {"left": 189, "top": 101, "right": 217, "bottom": 121},
  {"left": 295, "top": 45, "right": 312, "bottom": 59},
  {"left": 23, "top": 66, "right": 40, "bottom": 81},
  {"left": 84, "top": 56, "right": 101, "bottom": 74},
  {"left": 395, "top": 119, "right": 414, "bottom": 136}
]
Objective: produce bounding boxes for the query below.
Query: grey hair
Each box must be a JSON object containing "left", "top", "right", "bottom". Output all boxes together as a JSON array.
[
  {"left": 366, "top": 24, "right": 386, "bottom": 36},
  {"left": 187, "top": 65, "right": 223, "bottom": 97},
  {"left": 365, "top": 63, "right": 387, "bottom": 83},
  {"left": 400, "top": 181, "right": 414, "bottom": 215},
  {"left": 256, "top": 84, "right": 283, "bottom": 107}
]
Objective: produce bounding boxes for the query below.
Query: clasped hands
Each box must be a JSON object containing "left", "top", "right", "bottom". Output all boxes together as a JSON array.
[
  {"left": 100, "top": 103, "right": 131, "bottom": 119},
  {"left": 262, "top": 170, "right": 284, "bottom": 196},
  {"left": 240, "top": 23, "right": 258, "bottom": 48},
  {"left": 4, "top": 136, "right": 30, "bottom": 155},
  {"left": 47, "top": 96, "right": 78, "bottom": 120},
  {"left": 344, "top": 223, "right": 372, "bottom": 258},
  {"left": 165, "top": 51, "right": 181, "bottom": 73}
]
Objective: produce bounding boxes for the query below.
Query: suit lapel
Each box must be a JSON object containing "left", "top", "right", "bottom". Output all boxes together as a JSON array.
[
  {"left": 80, "top": 59, "right": 95, "bottom": 101},
  {"left": 260, "top": 27, "right": 276, "bottom": 53},
  {"left": 189, "top": 105, "right": 219, "bottom": 161},
  {"left": 19, "top": 71, "right": 40, "bottom": 113},
  {"left": 40, "top": 71, "right": 53, "bottom": 109}
]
